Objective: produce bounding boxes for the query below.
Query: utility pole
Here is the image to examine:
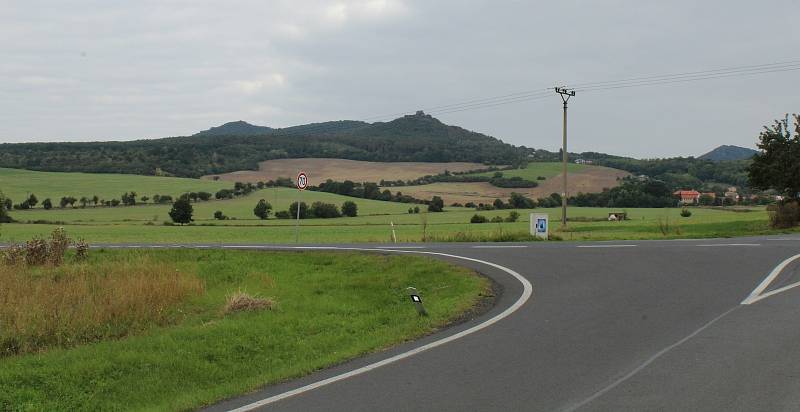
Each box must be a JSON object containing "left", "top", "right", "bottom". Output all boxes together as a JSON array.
[{"left": 554, "top": 87, "right": 575, "bottom": 227}]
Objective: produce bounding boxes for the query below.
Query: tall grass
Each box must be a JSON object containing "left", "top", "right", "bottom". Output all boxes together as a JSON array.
[{"left": 0, "top": 259, "right": 203, "bottom": 356}]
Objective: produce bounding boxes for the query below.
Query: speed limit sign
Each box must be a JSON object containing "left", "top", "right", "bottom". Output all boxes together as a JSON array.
[{"left": 296, "top": 172, "right": 308, "bottom": 190}]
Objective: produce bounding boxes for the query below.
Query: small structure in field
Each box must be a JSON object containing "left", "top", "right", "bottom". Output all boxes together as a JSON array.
[{"left": 608, "top": 212, "right": 627, "bottom": 221}]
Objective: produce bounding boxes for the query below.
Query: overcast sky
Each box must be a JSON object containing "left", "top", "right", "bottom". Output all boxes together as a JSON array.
[{"left": 1, "top": 1, "right": 797, "bottom": 157}]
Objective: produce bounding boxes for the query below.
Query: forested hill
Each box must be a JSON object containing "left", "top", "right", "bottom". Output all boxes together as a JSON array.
[
  {"left": 0, "top": 112, "right": 528, "bottom": 178},
  {"left": 698, "top": 145, "right": 757, "bottom": 161}
]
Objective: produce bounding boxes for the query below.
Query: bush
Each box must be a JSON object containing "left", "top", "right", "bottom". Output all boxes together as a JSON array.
[
  {"left": 428, "top": 196, "right": 444, "bottom": 212},
  {"left": 769, "top": 201, "right": 800, "bottom": 228},
  {"left": 470, "top": 214, "right": 488, "bottom": 223},
  {"left": 490, "top": 216, "right": 504, "bottom": 223},
  {"left": 680, "top": 208, "right": 692, "bottom": 217},
  {"left": 169, "top": 197, "right": 194, "bottom": 224},
  {"left": 508, "top": 193, "right": 535, "bottom": 209},
  {"left": 288, "top": 202, "right": 309, "bottom": 219},
  {"left": 341, "top": 201, "right": 358, "bottom": 217},
  {"left": 224, "top": 290, "right": 274, "bottom": 314},
  {"left": 213, "top": 210, "right": 227, "bottom": 220},
  {"left": 310, "top": 202, "right": 341, "bottom": 218},
  {"left": 275, "top": 210, "right": 292, "bottom": 219},
  {"left": 253, "top": 199, "right": 272, "bottom": 220},
  {"left": 505, "top": 211, "right": 520, "bottom": 222}
]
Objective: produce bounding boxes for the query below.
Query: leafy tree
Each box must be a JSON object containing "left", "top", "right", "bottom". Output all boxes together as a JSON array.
[
  {"left": 197, "top": 192, "right": 212, "bottom": 201},
  {"left": 698, "top": 194, "right": 715, "bottom": 206},
  {"left": 42, "top": 198, "right": 52, "bottom": 210},
  {"left": 310, "top": 202, "right": 341, "bottom": 218},
  {"left": 493, "top": 198, "right": 506, "bottom": 210},
  {"left": 110, "top": 199, "right": 121, "bottom": 207},
  {"left": 0, "top": 192, "right": 10, "bottom": 223},
  {"left": 213, "top": 210, "right": 227, "bottom": 220},
  {"left": 428, "top": 196, "right": 444, "bottom": 212},
  {"left": 169, "top": 197, "right": 194, "bottom": 224},
  {"left": 27, "top": 194, "right": 38, "bottom": 207},
  {"left": 341, "top": 201, "right": 358, "bottom": 217},
  {"left": 749, "top": 115, "right": 800, "bottom": 199},
  {"left": 92, "top": 195, "right": 99, "bottom": 206},
  {"left": 253, "top": 199, "right": 272, "bottom": 220},
  {"left": 470, "top": 214, "right": 487, "bottom": 223},
  {"left": 3, "top": 197, "right": 11, "bottom": 211},
  {"left": 505, "top": 211, "right": 520, "bottom": 222},
  {"left": 140, "top": 196, "right": 150, "bottom": 203},
  {"left": 288, "top": 201, "right": 309, "bottom": 219},
  {"left": 79, "top": 197, "right": 88, "bottom": 208},
  {"left": 508, "top": 192, "right": 535, "bottom": 209}
]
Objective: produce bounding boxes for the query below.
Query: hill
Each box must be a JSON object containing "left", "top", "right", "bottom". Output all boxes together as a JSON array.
[
  {"left": 698, "top": 145, "right": 757, "bottom": 161},
  {"left": 0, "top": 112, "right": 527, "bottom": 178},
  {"left": 193, "top": 120, "right": 274, "bottom": 137}
]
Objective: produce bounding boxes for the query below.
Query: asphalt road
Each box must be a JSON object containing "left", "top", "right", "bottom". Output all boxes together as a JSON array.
[{"left": 101, "top": 236, "right": 800, "bottom": 411}]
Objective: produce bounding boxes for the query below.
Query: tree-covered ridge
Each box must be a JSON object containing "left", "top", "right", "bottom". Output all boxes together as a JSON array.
[{"left": 0, "top": 112, "right": 527, "bottom": 178}]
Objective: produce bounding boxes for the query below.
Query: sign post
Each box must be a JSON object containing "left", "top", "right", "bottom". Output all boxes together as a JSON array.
[
  {"left": 295, "top": 172, "right": 308, "bottom": 243},
  {"left": 531, "top": 213, "right": 549, "bottom": 240},
  {"left": 406, "top": 287, "right": 427, "bottom": 316}
]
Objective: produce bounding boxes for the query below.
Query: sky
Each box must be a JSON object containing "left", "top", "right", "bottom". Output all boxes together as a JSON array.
[{"left": 1, "top": 0, "right": 798, "bottom": 158}]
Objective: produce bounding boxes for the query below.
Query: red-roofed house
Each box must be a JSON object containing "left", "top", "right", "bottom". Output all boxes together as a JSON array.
[{"left": 674, "top": 190, "right": 701, "bottom": 204}]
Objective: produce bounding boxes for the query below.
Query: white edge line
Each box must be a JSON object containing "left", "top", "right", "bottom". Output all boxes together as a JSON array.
[
  {"left": 227, "top": 246, "right": 533, "bottom": 412},
  {"left": 576, "top": 245, "right": 637, "bottom": 248},
  {"left": 696, "top": 243, "right": 761, "bottom": 247},
  {"left": 471, "top": 245, "right": 528, "bottom": 249},
  {"left": 741, "top": 253, "right": 800, "bottom": 305}
]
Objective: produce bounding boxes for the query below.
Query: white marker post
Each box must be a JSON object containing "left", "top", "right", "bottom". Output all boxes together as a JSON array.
[
  {"left": 406, "top": 286, "right": 427, "bottom": 316},
  {"left": 295, "top": 172, "right": 308, "bottom": 243},
  {"left": 531, "top": 213, "right": 549, "bottom": 240}
]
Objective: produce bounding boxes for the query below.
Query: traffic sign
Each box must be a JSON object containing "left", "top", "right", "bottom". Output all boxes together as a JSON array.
[{"left": 296, "top": 172, "right": 308, "bottom": 190}]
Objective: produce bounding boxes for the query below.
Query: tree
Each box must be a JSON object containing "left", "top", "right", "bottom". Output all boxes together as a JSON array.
[
  {"left": 0, "top": 192, "right": 10, "bottom": 222},
  {"left": 288, "top": 201, "right": 309, "bottom": 219},
  {"left": 508, "top": 192, "right": 535, "bottom": 209},
  {"left": 92, "top": 195, "right": 99, "bottom": 206},
  {"left": 59, "top": 197, "right": 69, "bottom": 208},
  {"left": 698, "top": 194, "right": 715, "bottom": 206},
  {"left": 27, "top": 194, "right": 38, "bottom": 207},
  {"left": 213, "top": 210, "right": 227, "bottom": 220},
  {"left": 310, "top": 202, "right": 341, "bottom": 218},
  {"left": 197, "top": 191, "right": 212, "bottom": 201},
  {"left": 749, "top": 114, "right": 800, "bottom": 199},
  {"left": 79, "top": 197, "right": 88, "bottom": 208},
  {"left": 341, "top": 201, "right": 358, "bottom": 217},
  {"left": 3, "top": 197, "right": 11, "bottom": 211},
  {"left": 140, "top": 196, "right": 150, "bottom": 203},
  {"left": 253, "top": 199, "right": 272, "bottom": 220},
  {"left": 428, "top": 196, "right": 444, "bottom": 212},
  {"left": 493, "top": 198, "right": 506, "bottom": 210},
  {"left": 42, "top": 198, "right": 52, "bottom": 210},
  {"left": 169, "top": 197, "right": 194, "bottom": 224}
]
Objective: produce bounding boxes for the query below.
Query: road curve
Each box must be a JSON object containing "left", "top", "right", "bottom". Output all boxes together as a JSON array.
[{"left": 98, "top": 236, "right": 800, "bottom": 411}]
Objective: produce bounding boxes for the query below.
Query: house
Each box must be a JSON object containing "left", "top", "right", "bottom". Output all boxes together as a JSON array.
[
  {"left": 724, "top": 187, "right": 740, "bottom": 202},
  {"left": 574, "top": 159, "right": 593, "bottom": 165},
  {"left": 673, "top": 190, "right": 701, "bottom": 204}
]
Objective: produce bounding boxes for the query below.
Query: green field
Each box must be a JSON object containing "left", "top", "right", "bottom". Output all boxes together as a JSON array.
[
  {"left": 1, "top": 202, "right": 790, "bottom": 244},
  {"left": 469, "top": 162, "right": 588, "bottom": 180},
  {"left": 0, "top": 249, "right": 488, "bottom": 410},
  {"left": 0, "top": 167, "right": 231, "bottom": 202}
]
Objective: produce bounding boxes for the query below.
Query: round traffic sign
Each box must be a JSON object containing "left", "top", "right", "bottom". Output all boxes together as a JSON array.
[{"left": 296, "top": 172, "right": 308, "bottom": 190}]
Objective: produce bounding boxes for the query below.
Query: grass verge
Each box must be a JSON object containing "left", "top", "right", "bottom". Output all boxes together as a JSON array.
[{"left": 0, "top": 249, "right": 489, "bottom": 411}]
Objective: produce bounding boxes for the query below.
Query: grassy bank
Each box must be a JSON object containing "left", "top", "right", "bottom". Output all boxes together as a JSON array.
[{"left": 0, "top": 249, "right": 489, "bottom": 410}]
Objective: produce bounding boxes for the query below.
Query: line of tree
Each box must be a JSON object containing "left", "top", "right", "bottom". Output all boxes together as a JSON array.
[{"left": 272, "top": 201, "right": 359, "bottom": 219}]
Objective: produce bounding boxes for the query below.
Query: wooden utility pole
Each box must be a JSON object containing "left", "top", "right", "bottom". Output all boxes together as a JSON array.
[{"left": 555, "top": 87, "right": 575, "bottom": 226}]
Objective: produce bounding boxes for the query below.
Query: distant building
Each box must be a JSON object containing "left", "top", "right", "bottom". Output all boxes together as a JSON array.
[
  {"left": 674, "top": 190, "right": 701, "bottom": 204},
  {"left": 574, "top": 159, "right": 593, "bottom": 165},
  {"left": 724, "top": 187, "right": 740, "bottom": 202}
]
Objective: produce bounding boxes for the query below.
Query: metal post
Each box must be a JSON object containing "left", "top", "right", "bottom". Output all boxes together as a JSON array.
[
  {"left": 295, "top": 197, "right": 300, "bottom": 243},
  {"left": 554, "top": 87, "right": 575, "bottom": 227}
]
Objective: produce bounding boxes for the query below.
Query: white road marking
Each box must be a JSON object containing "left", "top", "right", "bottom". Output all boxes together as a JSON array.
[
  {"left": 376, "top": 246, "right": 426, "bottom": 249},
  {"left": 471, "top": 245, "right": 527, "bottom": 249},
  {"left": 741, "top": 253, "right": 800, "bottom": 305},
  {"left": 696, "top": 243, "right": 760, "bottom": 247},
  {"left": 766, "top": 238, "right": 800, "bottom": 241},
  {"left": 564, "top": 306, "right": 737, "bottom": 412},
  {"left": 576, "top": 245, "right": 637, "bottom": 248},
  {"left": 227, "top": 246, "right": 533, "bottom": 412}
]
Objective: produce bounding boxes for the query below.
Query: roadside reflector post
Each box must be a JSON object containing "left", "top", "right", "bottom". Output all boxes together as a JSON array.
[
  {"left": 406, "top": 287, "right": 428, "bottom": 316},
  {"left": 390, "top": 221, "right": 397, "bottom": 243}
]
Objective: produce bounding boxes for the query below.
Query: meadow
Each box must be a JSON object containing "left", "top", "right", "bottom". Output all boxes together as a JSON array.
[
  {"left": 0, "top": 249, "right": 488, "bottom": 410},
  {"left": 0, "top": 167, "right": 230, "bottom": 201}
]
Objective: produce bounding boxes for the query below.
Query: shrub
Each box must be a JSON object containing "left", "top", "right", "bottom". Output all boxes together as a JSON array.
[
  {"left": 2, "top": 244, "right": 25, "bottom": 265},
  {"left": 680, "top": 208, "right": 692, "bottom": 218},
  {"left": 223, "top": 290, "right": 274, "bottom": 314},
  {"left": 464, "top": 202, "right": 476, "bottom": 208},
  {"left": 169, "top": 197, "right": 194, "bottom": 225},
  {"left": 288, "top": 202, "right": 309, "bottom": 219},
  {"left": 413, "top": 206, "right": 420, "bottom": 214},
  {"left": 310, "top": 202, "right": 341, "bottom": 218},
  {"left": 408, "top": 207, "right": 414, "bottom": 214},
  {"left": 493, "top": 198, "right": 506, "bottom": 210},
  {"left": 428, "top": 196, "right": 444, "bottom": 212},
  {"left": 769, "top": 201, "right": 800, "bottom": 229},
  {"left": 342, "top": 201, "right": 358, "bottom": 217},
  {"left": 490, "top": 216, "right": 504, "bottom": 223},
  {"left": 213, "top": 210, "right": 227, "bottom": 220},
  {"left": 48, "top": 227, "right": 70, "bottom": 266},
  {"left": 74, "top": 238, "right": 89, "bottom": 261},
  {"left": 275, "top": 210, "right": 292, "bottom": 219},
  {"left": 508, "top": 193, "right": 536, "bottom": 209},
  {"left": 253, "top": 199, "right": 272, "bottom": 220},
  {"left": 470, "top": 214, "right": 488, "bottom": 224},
  {"left": 505, "top": 211, "right": 520, "bottom": 222}
]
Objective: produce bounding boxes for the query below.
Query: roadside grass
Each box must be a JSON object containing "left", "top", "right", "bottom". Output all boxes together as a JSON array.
[
  {"left": 0, "top": 249, "right": 489, "bottom": 411},
  {"left": 0, "top": 258, "right": 203, "bottom": 356},
  {"left": 0, "top": 167, "right": 230, "bottom": 201}
]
